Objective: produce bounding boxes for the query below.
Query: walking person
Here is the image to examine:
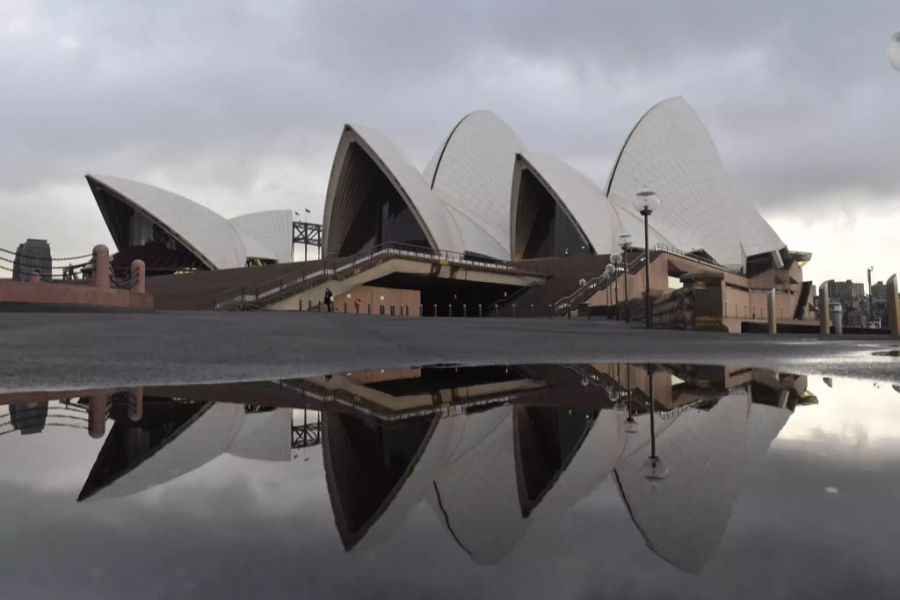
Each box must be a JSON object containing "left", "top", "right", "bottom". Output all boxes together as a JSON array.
[{"left": 324, "top": 288, "right": 333, "bottom": 313}]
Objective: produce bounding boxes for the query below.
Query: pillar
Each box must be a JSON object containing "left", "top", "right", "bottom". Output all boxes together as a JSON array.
[
  {"left": 819, "top": 283, "right": 830, "bottom": 335},
  {"left": 130, "top": 260, "right": 146, "bottom": 294},
  {"left": 767, "top": 288, "right": 777, "bottom": 335},
  {"left": 888, "top": 274, "right": 900, "bottom": 337},
  {"left": 91, "top": 244, "right": 110, "bottom": 289}
]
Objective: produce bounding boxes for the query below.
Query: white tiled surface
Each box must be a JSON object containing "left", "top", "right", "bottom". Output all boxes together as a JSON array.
[
  {"left": 90, "top": 175, "right": 250, "bottom": 269},
  {"left": 426, "top": 111, "right": 526, "bottom": 260},
  {"left": 607, "top": 97, "right": 783, "bottom": 265},
  {"left": 230, "top": 210, "right": 294, "bottom": 263}
]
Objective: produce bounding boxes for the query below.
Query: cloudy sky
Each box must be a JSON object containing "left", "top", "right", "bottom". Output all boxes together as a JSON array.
[{"left": 1, "top": 0, "right": 898, "bottom": 285}]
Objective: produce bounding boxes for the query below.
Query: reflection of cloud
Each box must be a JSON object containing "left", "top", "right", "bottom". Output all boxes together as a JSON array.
[{"left": 777, "top": 377, "right": 900, "bottom": 450}]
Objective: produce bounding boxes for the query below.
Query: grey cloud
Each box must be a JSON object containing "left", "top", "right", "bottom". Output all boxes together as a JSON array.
[{"left": 1, "top": 0, "right": 898, "bottom": 253}]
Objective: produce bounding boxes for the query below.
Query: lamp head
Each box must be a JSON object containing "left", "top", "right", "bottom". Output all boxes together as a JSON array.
[
  {"left": 633, "top": 189, "right": 659, "bottom": 215},
  {"left": 610, "top": 253, "right": 622, "bottom": 265}
]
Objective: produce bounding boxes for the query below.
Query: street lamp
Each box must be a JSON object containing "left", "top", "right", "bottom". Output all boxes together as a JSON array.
[
  {"left": 633, "top": 190, "right": 660, "bottom": 328},
  {"left": 618, "top": 233, "right": 633, "bottom": 322},
  {"left": 610, "top": 252, "right": 622, "bottom": 317}
]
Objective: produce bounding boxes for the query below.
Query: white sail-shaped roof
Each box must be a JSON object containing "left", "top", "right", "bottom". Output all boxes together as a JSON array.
[
  {"left": 530, "top": 409, "right": 626, "bottom": 518},
  {"left": 85, "top": 403, "right": 245, "bottom": 501},
  {"left": 88, "top": 175, "right": 249, "bottom": 269},
  {"left": 424, "top": 111, "right": 525, "bottom": 260},
  {"left": 347, "top": 414, "right": 464, "bottom": 552},
  {"left": 87, "top": 175, "right": 295, "bottom": 269},
  {"left": 615, "top": 392, "right": 751, "bottom": 573},
  {"left": 323, "top": 124, "right": 465, "bottom": 257},
  {"left": 227, "top": 408, "right": 292, "bottom": 462},
  {"left": 606, "top": 97, "right": 783, "bottom": 266},
  {"left": 427, "top": 405, "right": 529, "bottom": 565},
  {"left": 230, "top": 210, "right": 294, "bottom": 263}
]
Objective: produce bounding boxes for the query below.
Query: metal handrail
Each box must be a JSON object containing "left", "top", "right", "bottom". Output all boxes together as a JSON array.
[
  {"left": 550, "top": 243, "right": 743, "bottom": 315},
  {"left": 214, "top": 242, "right": 543, "bottom": 311}
]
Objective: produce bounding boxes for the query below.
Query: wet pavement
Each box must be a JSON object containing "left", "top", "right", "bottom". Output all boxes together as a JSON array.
[
  {"left": 2, "top": 362, "right": 900, "bottom": 598},
  {"left": 1, "top": 311, "right": 898, "bottom": 392}
]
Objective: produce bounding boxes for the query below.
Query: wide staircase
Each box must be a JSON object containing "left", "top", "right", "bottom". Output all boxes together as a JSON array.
[
  {"left": 149, "top": 243, "right": 541, "bottom": 311},
  {"left": 493, "top": 255, "right": 614, "bottom": 317}
]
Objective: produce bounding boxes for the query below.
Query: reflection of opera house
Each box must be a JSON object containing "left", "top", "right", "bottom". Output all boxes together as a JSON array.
[
  {"left": 85, "top": 98, "right": 812, "bottom": 327},
  {"left": 0, "top": 364, "right": 816, "bottom": 572}
]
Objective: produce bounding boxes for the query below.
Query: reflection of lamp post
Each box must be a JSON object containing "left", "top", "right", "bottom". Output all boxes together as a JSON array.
[
  {"left": 604, "top": 263, "right": 615, "bottom": 316},
  {"left": 610, "top": 253, "right": 622, "bottom": 316},
  {"left": 633, "top": 190, "right": 660, "bottom": 328},
  {"left": 618, "top": 233, "right": 633, "bottom": 322},
  {"left": 641, "top": 364, "right": 668, "bottom": 480}
]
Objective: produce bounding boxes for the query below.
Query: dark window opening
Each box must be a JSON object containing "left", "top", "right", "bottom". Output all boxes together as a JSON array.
[
  {"left": 515, "top": 169, "right": 591, "bottom": 259},
  {"left": 334, "top": 144, "right": 430, "bottom": 257}
]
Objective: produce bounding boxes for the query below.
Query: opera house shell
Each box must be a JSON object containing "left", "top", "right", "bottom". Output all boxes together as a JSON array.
[
  {"left": 323, "top": 96, "right": 789, "bottom": 268},
  {"left": 86, "top": 174, "right": 294, "bottom": 274},
  {"left": 87, "top": 96, "right": 790, "bottom": 279}
]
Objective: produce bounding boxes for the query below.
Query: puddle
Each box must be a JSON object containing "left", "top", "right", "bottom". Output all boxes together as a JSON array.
[{"left": 2, "top": 363, "right": 899, "bottom": 597}]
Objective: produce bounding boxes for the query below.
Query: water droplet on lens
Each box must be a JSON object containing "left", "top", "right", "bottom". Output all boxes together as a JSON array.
[{"left": 888, "top": 32, "right": 900, "bottom": 71}]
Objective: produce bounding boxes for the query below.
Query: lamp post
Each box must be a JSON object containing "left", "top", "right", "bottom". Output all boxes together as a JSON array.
[
  {"left": 610, "top": 252, "right": 622, "bottom": 318},
  {"left": 604, "top": 263, "right": 615, "bottom": 318},
  {"left": 640, "top": 364, "right": 668, "bottom": 481},
  {"left": 618, "top": 233, "right": 633, "bottom": 322},
  {"left": 633, "top": 190, "right": 660, "bottom": 328}
]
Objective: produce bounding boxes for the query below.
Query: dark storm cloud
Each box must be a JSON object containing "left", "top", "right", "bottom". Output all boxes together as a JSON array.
[{"left": 1, "top": 0, "right": 898, "bottom": 251}]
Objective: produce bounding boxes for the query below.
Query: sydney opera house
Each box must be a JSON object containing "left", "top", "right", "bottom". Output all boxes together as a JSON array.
[
  {"left": 0, "top": 363, "right": 816, "bottom": 573},
  {"left": 83, "top": 97, "right": 812, "bottom": 327}
]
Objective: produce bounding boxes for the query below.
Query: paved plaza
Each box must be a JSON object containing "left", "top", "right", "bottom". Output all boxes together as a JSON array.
[{"left": 1, "top": 311, "right": 897, "bottom": 392}]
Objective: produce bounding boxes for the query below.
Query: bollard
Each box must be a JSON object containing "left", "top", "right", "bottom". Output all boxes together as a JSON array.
[
  {"left": 819, "top": 283, "right": 830, "bottom": 335},
  {"left": 318, "top": 300, "right": 322, "bottom": 312},
  {"left": 130, "top": 259, "right": 146, "bottom": 294},
  {"left": 832, "top": 304, "right": 843, "bottom": 335},
  {"left": 567, "top": 308, "right": 571, "bottom": 319},
  {"left": 308, "top": 299, "right": 312, "bottom": 311},
  {"left": 478, "top": 304, "right": 483, "bottom": 317},
  {"left": 767, "top": 289, "right": 777, "bottom": 335},
  {"left": 887, "top": 274, "right": 900, "bottom": 337},
  {"left": 449, "top": 304, "right": 453, "bottom": 317},
  {"left": 433, "top": 304, "right": 437, "bottom": 317},
  {"left": 463, "top": 304, "right": 467, "bottom": 318},
  {"left": 512, "top": 304, "right": 516, "bottom": 318},
  {"left": 420, "top": 304, "right": 423, "bottom": 316},
  {"left": 531, "top": 304, "right": 534, "bottom": 317},
  {"left": 91, "top": 245, "right": 110, "bottom": 289},
  {"left": 368, "top": 303, "right": 371, "bottom": 314},
  {"left": 343, "top": 302, "right": 347, "bottom": 313}
]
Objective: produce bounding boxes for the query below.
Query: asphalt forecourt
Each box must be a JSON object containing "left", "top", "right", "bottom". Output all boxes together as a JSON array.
[{"left": 0, "top": 311, "right": 897, "bottom": 392}]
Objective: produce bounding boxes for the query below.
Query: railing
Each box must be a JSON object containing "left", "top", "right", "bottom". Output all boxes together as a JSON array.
[
  {"left": 651, "top": 243, "right": 742, "bottom": 274},
  {"left": 550, "top": 243, "right": 742, "bottom": 317},
  {"left": 213, "top": 242, "right": 543, "bottom": 311},
  {"left": 0, "top": 246, "right": 94, "bottom": 282}
]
